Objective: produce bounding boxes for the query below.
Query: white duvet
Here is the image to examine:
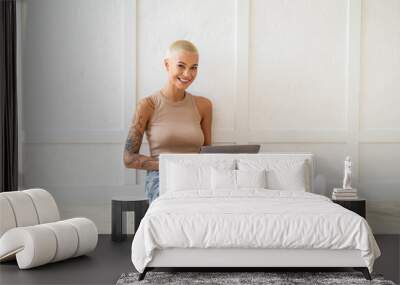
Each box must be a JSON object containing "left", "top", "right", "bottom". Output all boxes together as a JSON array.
[{"left": 131, "top": 190, "right": 380, "bottom": 273}]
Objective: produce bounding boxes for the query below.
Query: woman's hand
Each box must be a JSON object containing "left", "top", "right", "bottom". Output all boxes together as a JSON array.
[{"left": 123, "top": 98, "right": 158, "bottom": 170}]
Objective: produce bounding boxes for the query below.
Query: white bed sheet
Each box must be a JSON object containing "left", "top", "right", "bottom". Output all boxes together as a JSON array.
[{"left": 131, "top": 190, "right": 380, "bottom": 273}]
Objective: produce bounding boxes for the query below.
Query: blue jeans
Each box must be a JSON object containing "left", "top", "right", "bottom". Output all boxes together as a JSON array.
[{"left": 145, "top": 170, "right": 159, "bottom": 203}]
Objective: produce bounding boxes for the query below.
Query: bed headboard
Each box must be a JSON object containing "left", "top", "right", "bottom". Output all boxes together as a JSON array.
[{"left": 159, "top": 153, "right": 314, "bottom": 196}]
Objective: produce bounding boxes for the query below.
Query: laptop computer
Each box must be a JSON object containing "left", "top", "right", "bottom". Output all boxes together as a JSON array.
[{"left": 200, "top": 144, "right": 260, "bottom": 154}]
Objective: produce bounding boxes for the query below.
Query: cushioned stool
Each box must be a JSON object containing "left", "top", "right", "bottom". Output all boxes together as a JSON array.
[{"left": 0, "top": 189, "right": 98, "bottom": 269}]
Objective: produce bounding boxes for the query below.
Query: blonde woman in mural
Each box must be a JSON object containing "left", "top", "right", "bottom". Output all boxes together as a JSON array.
[{"left": 123, "top": 40, "right": 212, "bottom": 203}]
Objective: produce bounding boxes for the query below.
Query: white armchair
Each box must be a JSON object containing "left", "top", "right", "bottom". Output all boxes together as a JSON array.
[{"left": 0, "top": 188, "right": 98, "bottom": 269}]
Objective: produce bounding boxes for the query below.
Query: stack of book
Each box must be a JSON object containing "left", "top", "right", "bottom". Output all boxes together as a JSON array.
[{"left": 332, "top": 188, "right": 358, "bottom": 200}]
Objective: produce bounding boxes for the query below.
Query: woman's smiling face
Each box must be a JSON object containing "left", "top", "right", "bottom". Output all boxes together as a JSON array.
[{"left": 165, "top": 50, "right": 199, "bottom": 91}]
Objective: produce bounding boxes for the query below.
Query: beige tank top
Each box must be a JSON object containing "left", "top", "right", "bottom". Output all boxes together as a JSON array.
[{"left": 146, "top": 91, "right": 204, "bottom": 159}]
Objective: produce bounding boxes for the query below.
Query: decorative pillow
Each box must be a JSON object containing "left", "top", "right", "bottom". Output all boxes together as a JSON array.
[
  {"left": 167, "top": 159, "right": 235, "bottom": 192},
  {"left": 167, "top": 162, "right": 210, "bottom": 191},
  {"left": 211, "top": 168, "right": 236, "bottom": 190},
  {"left": 236, "top": 169, "right": 267, "bottom": 188},
  {"left": 211, "top": 168, "right": 268, "bottom": 190},
  {"left": 238, "top": 159, "right": 309, "bottom": 191}
]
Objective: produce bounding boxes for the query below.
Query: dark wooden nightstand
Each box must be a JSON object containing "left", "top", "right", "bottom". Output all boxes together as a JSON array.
[
  {"left": 111, "top": 196, "right": 149, "bottom": 242},
  {"left": 332, "top": 198, "right": 366, "bottom": 218}
]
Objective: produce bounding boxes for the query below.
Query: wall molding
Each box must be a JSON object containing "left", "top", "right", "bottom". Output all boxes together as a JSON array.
[
  {"left": 360, "top": 130, "right": 400, "bottom": 143},
  {"left": 345, "top": 0, "right": 362, "bottom": 186},
  {"left": 234, "top": 0, "right": 250, "bottom": 144},
  {"left": 24, "top": 130, "right": 126, "bottom": 144},
  {"left": 123, "top": 0, "right": 137, "bottom": 185},
  {"left": 23, "top": 129, "right": 365, "bottom": 144},
  {"left": 249, "top": 130, "right": 348, "bottom": 143}
]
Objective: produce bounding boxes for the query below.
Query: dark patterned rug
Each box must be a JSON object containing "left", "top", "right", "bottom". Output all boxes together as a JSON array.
[{"left": 116, "top": 271, "right": 396, "bottom": 285}]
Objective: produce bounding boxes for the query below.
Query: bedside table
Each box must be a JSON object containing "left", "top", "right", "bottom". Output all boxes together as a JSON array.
[
  {"left": 111, "top": 196, "right": 149, "bottom": 242},
  {"left": 332, "top": 199, "right": 366, "bottom": 218}
]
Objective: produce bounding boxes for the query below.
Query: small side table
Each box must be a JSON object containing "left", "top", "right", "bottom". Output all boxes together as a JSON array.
[
  {"left": 332, "top": 198, "right": 366, "bottom": 218},
  {"left": 112, "top": 196, "right": 149, "bottom": 242}
]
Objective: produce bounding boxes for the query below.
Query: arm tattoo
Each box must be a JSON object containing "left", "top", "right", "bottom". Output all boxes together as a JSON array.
[
  {"left": 124, "top": 102, "right": 158, "bottom": 170},
  {"left": 125, "top": 109, "right": 146, "bottom": 154},
  {"left": 124, "top": 128, "right": 143, "bottom": 153}
]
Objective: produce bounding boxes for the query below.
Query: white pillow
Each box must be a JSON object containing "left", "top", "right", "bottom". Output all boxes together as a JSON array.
[
  {"left": 211, "top": 168, "right": 236, "bottom": 190},
  {"left": 238, "top": 159, "right": 309, "bottom": 191},
  {"left": 167, "top": 162, "right": 210, "bottom": 191},
  {"left": 211, "top": 168, "right": 267, "bottom": 190},
  {"left": 167, "top": 159, "right": 235, "bottom": 192},
  {"left": 236, "top": 169, "right": 267, "bottom": 188}
]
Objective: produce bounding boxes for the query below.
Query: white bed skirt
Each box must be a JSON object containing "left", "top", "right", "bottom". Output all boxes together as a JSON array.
[{"left": 148, "top": 248, "right": 366, "bottom": 268}]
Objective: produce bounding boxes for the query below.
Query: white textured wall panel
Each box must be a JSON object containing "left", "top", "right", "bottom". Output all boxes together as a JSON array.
[
  {"left": 23, "top": 0, "right": 124, "bottom": 133},
  {"left": 359, "top": 144, "right": 400, "bottom": 200},
  {"left": 19, "top": 0, "right": 400, "bottom": 234},
  {"left": 360, "top": 145, "right": 400, "bottom": 234},
  {"left": 23, "top": 144, "right": 124, "bottom": 186},
  {"left": 249, "top": 0, "right": 348, "bottom": 130},
  {"left": 358, "top": 0, "right": 400, "bottom": 234},
  {"left": 360, "top": 144, "right": 400, "bottom": 182},
  {"left": 137, "top": 0, "right": 236, "bottom": 131},
  {"left": 360, "top": 0, "right": 400, "bottom": 130}
]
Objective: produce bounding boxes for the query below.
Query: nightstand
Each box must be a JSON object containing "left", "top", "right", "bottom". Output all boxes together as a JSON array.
[
  {"left": 111, "top": 196, "right": 149, "bottom": 242},
  {"left": 332, "top": 198, "right": 366, "bottom": 218}
]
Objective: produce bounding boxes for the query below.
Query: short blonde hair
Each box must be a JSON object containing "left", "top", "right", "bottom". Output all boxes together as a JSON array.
[{"left": 166, "top": 40, "right": 198, "bottom": 58}]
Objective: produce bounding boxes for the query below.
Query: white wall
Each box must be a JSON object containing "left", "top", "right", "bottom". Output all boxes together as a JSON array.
[
  {"left": 19, "top": 0, "right": 138, "bottom": 233},
  {"left": 19, "top": 0, "right": 400, "bottom": 234}
]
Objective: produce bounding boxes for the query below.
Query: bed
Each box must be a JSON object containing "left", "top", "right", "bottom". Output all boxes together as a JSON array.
[{"left": 131, "top": 153, "right": 380, "bottom": 281}]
